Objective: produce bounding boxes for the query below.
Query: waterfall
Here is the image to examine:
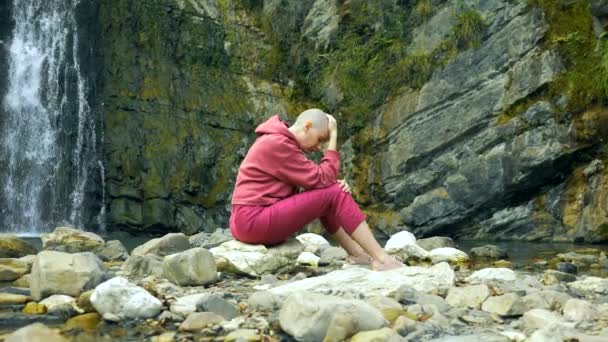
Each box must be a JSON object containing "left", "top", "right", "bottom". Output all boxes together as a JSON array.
[{"left": 0, "top": 0, "right": 104, "bottom": 234}]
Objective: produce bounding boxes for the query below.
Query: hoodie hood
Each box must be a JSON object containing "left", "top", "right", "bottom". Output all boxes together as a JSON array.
[{"left": 254, "top": 115, "right": 300, "bottom": 147}]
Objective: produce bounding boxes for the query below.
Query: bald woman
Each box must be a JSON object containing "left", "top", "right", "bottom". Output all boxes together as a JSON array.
[{"left": 229, "top": 109, "right": 403, "bottom": 271}]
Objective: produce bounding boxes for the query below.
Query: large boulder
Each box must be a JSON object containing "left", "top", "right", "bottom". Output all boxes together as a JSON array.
[
  {"left": 279, "top": 292, "right": 387, "bottom": 342},
  {"left": 209, "top": 239, "right": 304, "bottom": 277},
  {"left": 131, "top": 233, "right": 190, "bottom": 257},
  {"left": 90, "top": 277, "right": 162, "bottom": 321},
  {"left": 121, "top": 255, "right": 164, "bottom": 278},
  {"left": 270, "top": 262, "right": 455, "bottom": 298},
  {"left": 30, "top": 251, "right": 105, "bottom": 301},
  {"left": 41, "top": 227, "right": 105, "bottom": 253},
  {"left": 162, "top": 248, "right": 217, "bottom": 286},
  {"left": 98, "top": 240, "right": 129, "bottom": 261},
  {"left": 0, "top": 235, "right": 37, "bottom": 258}
]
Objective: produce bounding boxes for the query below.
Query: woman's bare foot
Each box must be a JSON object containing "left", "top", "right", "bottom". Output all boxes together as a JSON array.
[
  {"left": 345, "top": 253, "right": 373, "bottom": 265},
  {"left": 371, "top": 256, "right": 404, "bottom": 271}
]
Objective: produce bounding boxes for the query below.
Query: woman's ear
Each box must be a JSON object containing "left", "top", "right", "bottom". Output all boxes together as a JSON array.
[{"left": 304, "top": 121, "right": 312, "bottom": 131}]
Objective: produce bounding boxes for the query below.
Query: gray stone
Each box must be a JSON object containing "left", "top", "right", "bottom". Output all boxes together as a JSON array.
[
  {"left": 131, "top": 233, "right": 190, "bottom": 257},
  {"left": 568, "top": 277, "right": 608, "bottom": 297},
  {"left": 302, "top": 0, "right": 340, "bottom": 51},
  {"left": 247, "top": 291, "right": 282, "bottom": 311},
  {"left": 98, "top": 240, "right": 129, "bottom": 261},
  {"left": 189, "top": 229, "right": 233, "bottom": 249},
  {"left": 466, "top": 268, "right": 516, "bottom": 284},
  {"left": 556, "top": 262, "right": 577, "bottom": 274},
  {"left": 30, "top": 251, "right": 105, "bottom": 301},
  {"left": 319, "top": 247, "right": 348, "bottom": 265},
  {"left": 162, "top": 248, "right": 217, "bottom": 286},
  {"left": 121, "top": 255, "right": 163, "bottom": 278},
  {"left": 542, "top": 270, "right": 577, "bottom": 285},
  {"left": 279, "top": 292, "right": 387, "bottom": 342},
  {"left": 562, "top": 298, "right": 599, "bottom": 321},
  {"left": 469, "top": 245, "right": 509, "bottom": 260},
  {"left": 415, "top": 237, "right": 455, "bottom": 251},
  {"left": 197, "top": 294, "right": 239, "bottom": 320},
  {"left": 522, "top": 309, "right": 569, "bottom": 331}
]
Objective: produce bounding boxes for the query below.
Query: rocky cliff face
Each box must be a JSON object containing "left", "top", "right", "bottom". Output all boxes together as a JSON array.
[{"left": 101, "top": 0, "right": 608, "bottom": 242}]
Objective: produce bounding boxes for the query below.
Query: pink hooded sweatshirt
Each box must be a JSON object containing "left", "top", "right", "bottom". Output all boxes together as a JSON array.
[{"left": 231, "top": 115, "right": 340, "bottom": 206}]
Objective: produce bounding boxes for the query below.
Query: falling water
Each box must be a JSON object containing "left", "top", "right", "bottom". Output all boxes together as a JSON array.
[{"left": 0, "top": 0, "right": 104, "bottom": 233}]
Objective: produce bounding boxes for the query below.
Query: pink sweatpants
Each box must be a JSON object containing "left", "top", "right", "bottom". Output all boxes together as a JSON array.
[{"left": 230, "top": 183, "right": 366, "bottom": 245}]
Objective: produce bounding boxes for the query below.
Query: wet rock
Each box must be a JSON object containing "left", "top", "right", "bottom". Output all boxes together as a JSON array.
[
  {"left": 270, "top": 263, "right": 455, "bottom": 298},
  {"left": 562, "top": 298, "right": 599, "bottom": 321},
  {"left": 295, "top": 233, "right": 329, "bottom": 254},
  {"left": 556, "top": 252, "right": 599, "bottom": 267},
  {"left": 388, "top": 244, "right": 430, "bottom": 262},
  {"left": 385, "top": 231, "right": 417, "bottom": 251},
  {"left": 30, "top": 251, "right": 105, "bottom": 301},
  {"left": 297, "top": 252, "right": 320, "bottom": 267},
  {"left": 350, "top": 327, "right": 401, "bottom": 342},
  {"left": 319, "top": 247, "right": 347, "bottom": 265},
  {"left": 460, "top": 310, "right": 494, "bottom": 325},
  {"left": 225, "top": 328, "right": 260, "bottom": 342},
  {"left": 466, "top": 268, "right": 516, "bottom": 284},
  {"left": 556, "top": 262, "right": 577, "bottom": 275},
  {"left": 162, "top": 248, "right": 217, "bottom": 286},
  {"left": 0, "top": 258, "right": 29, "bottom": 281},
  {"left": 481, "top": 293, "right": 527, "bottom": 316},
  {"left": 198, "top": 294, "right": 240, "bottom": 320},
  {"left": 98, "top": 240, "right": 129, "bottom": 261},
  {"left": 446, "top": 284, "right": 491, "bottom": 309},
  {"left": 4, "top": 322, "right": 68, "bottom": 342},
  {"left": 121, "top": 254, "right": 163, "bottom": 278},
  {"left": 131, "top": 233, "right": 190, "bottom": 257},
  {"left": 416, "top": 236, "right": 455, "bottom": 251},
  {"left": 0, "top": 235, "right": 37, "bottom": 258},
  {"left": 247, "top": 291, "right": 282, "bottom": 311},
  {"left": 90, "top": 277, "right": 162, "bottom": 321},
  {"left": 179, "top": 312, "right": 225, "bottom": 331},
  {"left": 65, "top": 312, "right": 101, "bottom": 331},
  {"left": 260, "top": 274, "right": 279, "bottom": 285},
  {"left": 0, "top": 292, "right": 30, "bottom": 305},
  {"left": 542, "top": 270, "right": 576, "bottom": 285},
  {"left": 279, "top": 292, "right": 387, "bottom": 342},
  {"left": 469, "top": 245, "right": 509, "bottom": 260},
  {"left": 210, "top": 239, "right": 304, "bottom": 277},
  {"left": 39, "top": 294, "right": 81, "bottom": 318},
  {"left": 568, "top": 277, "right": 608, "bottom": 297},
  {"left": 429, "top": 248, "right": 469, "bottom": 265}
]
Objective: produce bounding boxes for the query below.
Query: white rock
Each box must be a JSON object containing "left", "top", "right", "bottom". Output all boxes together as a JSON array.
[
  {"left": 562, "top": 298, "right": 599, "bottom": 321},
  {"left": 445, "top": 284, "right": 490, "bottom": 309},
  {"left": 481, "top": 293, "right": 527, "bottom": 316},
  {"left": 270, "top": 262, "right": 455, "bottom": 298},
  {"left": 466, "top": 268, "right": 517, "bottom": 283},
  {"left": 499, "top": 330, "right": 526, "bottom": 342},
  {"left": 162, "top": 248, "right": 217, "bottom": 286},
  {"left": 429, "top": 247, "right": 469, "bottom": 264},
  {"left": 39, "top": 295, "right": 82, "bottom": 316},
  {"left": 297, "top": 252, "right": 320, "bottom": 267},
  {"left": 295, "top": 233, "right": 330, "bottom": 254},
  {"left": 91, "top": 277, "right": 162, "bottom": 321},
  {"left": 210, "top": 239, "right": 303, "bottom": 277},
  {"left": 279, "top": 292, "right": 387, "bottom": 341},
  {"left": 385, "top": 231, "right": 417, "bottom": 251}
]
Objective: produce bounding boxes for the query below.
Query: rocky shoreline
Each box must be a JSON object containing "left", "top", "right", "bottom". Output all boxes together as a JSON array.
[{"left": 1, "top": 227, "right": 608, "bottom": 341}]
